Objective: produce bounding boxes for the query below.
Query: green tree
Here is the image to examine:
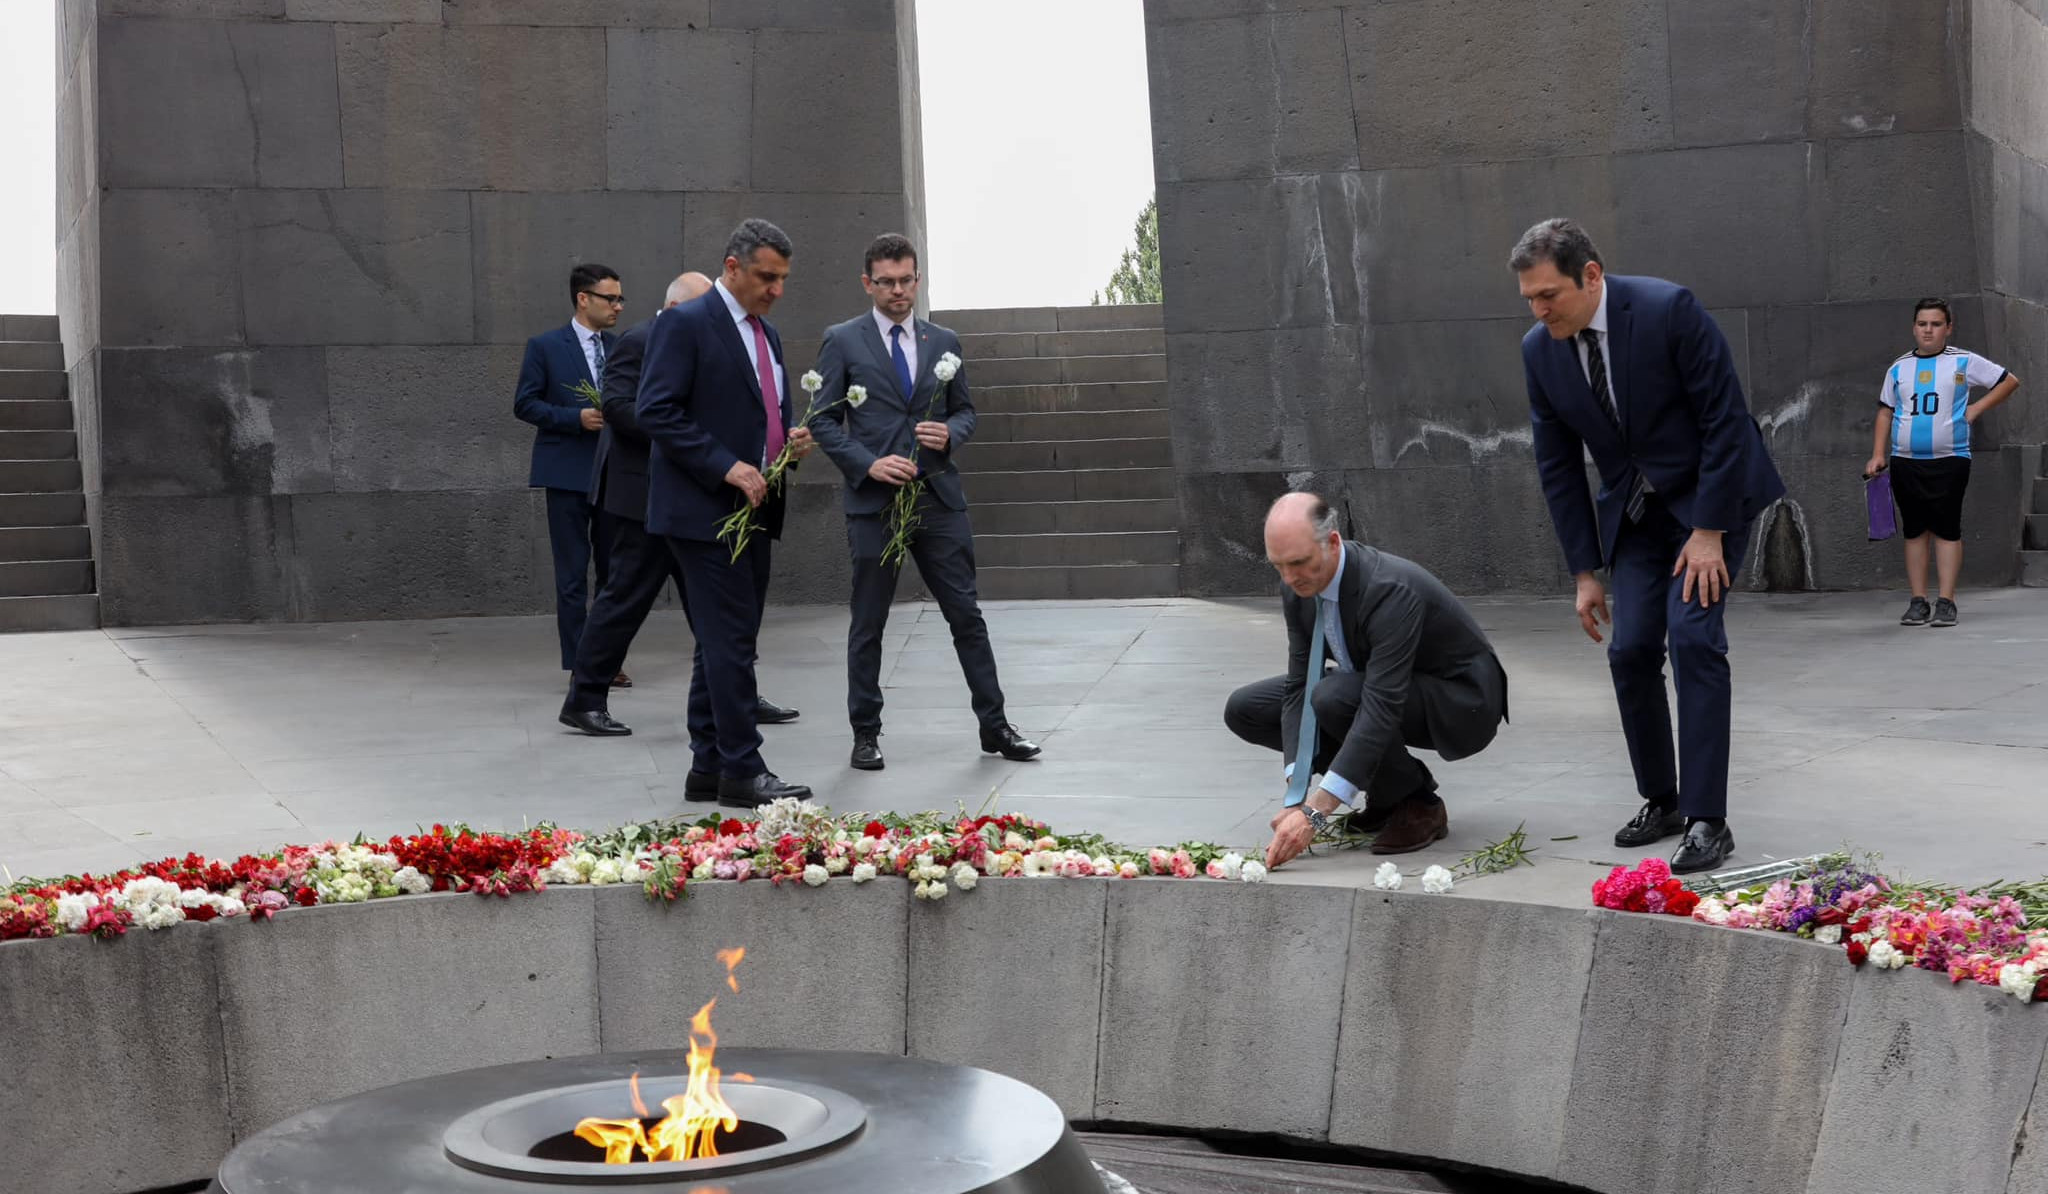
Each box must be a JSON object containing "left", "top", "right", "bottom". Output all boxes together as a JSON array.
[{"left": 1092, "top": 197, "right": 1161, "bottom": 306}]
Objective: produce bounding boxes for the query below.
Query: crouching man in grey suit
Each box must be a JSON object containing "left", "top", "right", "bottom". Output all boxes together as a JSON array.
[{"left": 1227, "top": 493, "right": 1510, "bottom": 869}]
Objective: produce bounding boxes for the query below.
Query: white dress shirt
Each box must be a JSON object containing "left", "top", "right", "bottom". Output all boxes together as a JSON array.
[
  {"left": 715, "top": 279, "right": 786, "bottom": 402},
  {"left": 572, "top": 320, "right": 606, "bottom": 384},
  {"left": 872, "top": 307, "right": 918, "bottom": 382}
]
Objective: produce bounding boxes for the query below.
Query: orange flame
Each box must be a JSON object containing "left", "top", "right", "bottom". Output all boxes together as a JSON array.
[{"left": 574, "top": 950, "right": 749, "bottom": 1164}]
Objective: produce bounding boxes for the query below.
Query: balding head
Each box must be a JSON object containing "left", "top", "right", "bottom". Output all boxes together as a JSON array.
[
  {"left": 1264, "top": 492, "right": 1343, "bottom": 597},
  {"left": 664, "top": 271, "right": 714, "bottom": 309}
]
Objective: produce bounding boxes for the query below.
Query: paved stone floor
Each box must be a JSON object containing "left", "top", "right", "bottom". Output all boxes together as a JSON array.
[{"left": 3, "top": 589, "right": 2045, "bottom": 902}]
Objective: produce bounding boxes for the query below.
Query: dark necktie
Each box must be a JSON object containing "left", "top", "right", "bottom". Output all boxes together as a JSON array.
[
  {"left": 890, "top": 324, "right": 915, "bottom": 402},
  {"left": 591, "top": 333, "right": 606, "bottom": 379},
  {"left": 1579, "top": 327, "right": 1648, "bottom": 522}
]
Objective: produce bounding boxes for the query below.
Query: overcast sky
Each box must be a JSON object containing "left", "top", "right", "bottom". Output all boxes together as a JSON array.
[{"left": 0, "top": 0, "right": 1153, "bottom": 317}]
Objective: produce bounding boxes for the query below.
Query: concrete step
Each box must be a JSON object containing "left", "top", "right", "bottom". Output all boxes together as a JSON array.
[
  {"left": 934, "top": 304, "right": 1163, "bottom": 335},
  {"left": 0, "top": 460, "right": 82, "bottom": 493},
  {"left": 976, "top": 381, "right": 1167, "bottom": 414},
  {"left": 961, "top": 437, "right": 1174, "bottom": 472},
  {"left": 976, "top": 563, "right": 1180, "bottom": 600},
  {"left": 2025, "top": 550, "right": 2048, "bottom": 588},
  {"left": 976, "top": 530, "right": 1180, "bottom": 568},
  {"left": 0, "top": 592, "right": 99, "bottom": 632},
  {"left": 0, "top": 493, "right": 85, "bottom": 527},
  {"left": 2033, "top": 485, "right": 2048, "bottom": 515},
  {"left": 969, "top": 467, "right": 1177, "bottom": 503},
  {"left": 0, "top": 342, "right": 64, "bottom": 371},
  {"left": 0, "top": 430, "right": 79, "bottom": 460},
  {"left": 957, "top": 327, "right": 1167, "bottom": 360},
  {"left": 972, "top": 498, "right": 1181, "bottom": 535},
  {"left": 0, "top": 400, "right": 74, "bottom": 430},
  {"left": 0, "top": 371, "right": 67, "bottom": 400},
  {"left": 972, "top": 353, "right": 1166, "bottom": 387},
  {"left": 0, "top": 315, "right": 61, "bottom": 341},
  {"left": 975, "top": 408, "right": 1170, "bottom": 442},
  {"left": 2027, "top": 513, "right": 2048, "bottom": 551},
  {"left": 0, "top": 559, "right": 94, "bottom": 597},
  {"left": 0, "top": 526, "right": 92, "bottom": 562}
]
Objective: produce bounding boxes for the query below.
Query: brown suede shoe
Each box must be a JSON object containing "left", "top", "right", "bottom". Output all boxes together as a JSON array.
[{"left": 1369, "top": 794, "right": 1448, "bottom": 855}]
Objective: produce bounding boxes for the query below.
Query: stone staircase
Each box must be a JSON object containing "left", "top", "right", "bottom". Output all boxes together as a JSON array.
[
  {"left": 2024, "top": 444, "right": 2048, "bottom": 587},
  {"left": 934, "top": 303, "right": 1180, "bottom": 599},
  {"left": 0, "top": 316, "right": 98, "bottom": 631}
]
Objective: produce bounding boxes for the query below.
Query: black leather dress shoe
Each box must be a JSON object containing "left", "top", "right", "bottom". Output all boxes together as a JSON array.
[
  {"left": 755, "top": 698, "right": 800, "bottom": 725},
  {"left": 1344, "top": 806, "right": 1394, "bottom": 835},
  {"left": 559, "top": 709, "right": 632, "bottom": 737},
  {"left": 684, "top": 770, "right": 719, "bottom": 803},
  {"left": 1613, "top": 800, "right": 1685, "bottom": 848},
  {"left": 1670, "top": 820, "right": 1735, "bottom": 874},
  {"left": 979, "top": 724, "right": 1042, "bottom": 761},
  {"left": 718, "top": 771, "right": 812, "bottom": 808},
  {"left": 850, "top": 730, "right": 884, "bottom": 771}
]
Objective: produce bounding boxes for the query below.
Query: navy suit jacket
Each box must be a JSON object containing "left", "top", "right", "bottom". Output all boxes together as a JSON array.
[
  {"left": 589, "top": 315, "right": 655, "bottom": 522},
  {"left": 514, "top": 323, "right": 613, "bottom": 492},
  {"left": 636, "top": 289, "right": 794, "bottom": 543},
  {"left": 807, "top": 313, "right": 977, "bottom": 516},
  {"left": 1522, "top": 275, "right": 1785, "bottom": 573}
]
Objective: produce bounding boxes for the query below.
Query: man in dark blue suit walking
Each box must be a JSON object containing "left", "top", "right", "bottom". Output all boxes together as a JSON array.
[
  {"left": 514, "top": 263, "right": 622, "bottom": 677},
  {"left": 1512, "top": 219, "right": 1785, "bottom": 873},
  {"left": 636, "top": 220, "right": 815, "bottom": 809}
]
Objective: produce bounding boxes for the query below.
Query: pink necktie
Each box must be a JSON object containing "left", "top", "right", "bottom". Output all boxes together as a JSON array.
[{"left": 747, "top": 315, "right": 785, "bottom": 464}]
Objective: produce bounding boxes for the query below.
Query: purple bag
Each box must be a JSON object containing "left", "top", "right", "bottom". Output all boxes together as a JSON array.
[{"left": 1866, "top": 472, "right": 1897, "bottom": 541}]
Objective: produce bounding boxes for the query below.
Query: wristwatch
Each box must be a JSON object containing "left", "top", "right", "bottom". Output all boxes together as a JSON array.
[{"left": 1297, "top": 805, "right": 1333, "bottom": 835}]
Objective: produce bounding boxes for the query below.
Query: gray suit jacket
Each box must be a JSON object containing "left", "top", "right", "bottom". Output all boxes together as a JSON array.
[
  {"left": 1280, "top": 542, "right": 1509, "bottom": 783},
  {"left": 806, "top": 313, "right": 977, "bottom": 516}
]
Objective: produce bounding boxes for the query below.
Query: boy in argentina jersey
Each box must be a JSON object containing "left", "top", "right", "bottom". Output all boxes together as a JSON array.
[{"left": 1864, "top": 298, "right": 2021, "bottom": 628}]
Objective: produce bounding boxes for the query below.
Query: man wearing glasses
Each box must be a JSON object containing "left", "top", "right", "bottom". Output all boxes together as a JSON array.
[
  {"left": 807, "top": 233, "right": 1040, "bottom": 771},
  {"left": 514, "top": 263, "right": 624, "bottom": 680}
]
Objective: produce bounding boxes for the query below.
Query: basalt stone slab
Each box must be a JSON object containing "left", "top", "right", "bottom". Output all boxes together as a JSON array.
[
  {"left": 1164, "top": 326, "right": 1366, "bottom": 472},
  {"left": 98, "top": 495, "right": 293, "bottom": 625},
  {"left": 682, "top": 191, "right": 913, "bottom": 352},
  {"left": 98, "top": 17, "right": 342, "bottom": 190},
  {"left": 1096, "top": 881, "right": 1354, "bottom": 1137},
  {"left": 0, "top": 926, "right": 230, "bottom": 1194},
  {"left": 605, "top": 27, "right": 753, "bottom": 193},
  {"left": 285, "top": 489, "right": 544, "bottom": 621},
  {"left": 98, "top": 346, "right": 333, "bottom": 497},
  {"left": 2012, "top": 1051, "right": 2048, "bottom": 1194},
  {"left": 1361, "top": 317, "right": 1538, "bottom": 470},
  {"left": 1824, "top": 132, "right": 1977, "bottom": 303},
  {"left": 749, "top": 31, "right": 903, "bottom": 193},
  {"left": 1147, "top": 10, "right": 1358, "bottom": 184},
  {"left": 99, "top": 189, "right": 244, "bottom": 348},
  {"left": 593, "top": 879, "right": 909, "bottom": 1055},
  {"left": 1332, "top": 894, "right": 1596, "bottom": 1177},
  {"left": 765, "top": 480, "right": 853, "bottom": 606},
  {"left": 1809, "top": 0, "right": 1962, "bottom": 137},
  {"left": 55, "top": 23, "right": 95, "bottom": 235},
  {"left": 336, "top": 24, "right": 605, "bottom": 191},
  {"left": 1560, "top": 914, "right": 1852, "bottom": 1194},
  {"left": 99, "top": 0, "right": 282, "bottom": 15},
  {"left": 1146, "top": 0, "right": 1350, "bottom": 21},
  {"left": 710, "top": 0, "right": 896, "bottom": 32},
  {"left": 1969, "top": 0, "right": 2048, "bottom": 166},
  {"left": 1612, "top": 142, "right": 1825, "bottom": 309},
  {"left": 1744, "top": 299, "right": 1971, "bottom": 460},
  {"left": 1667, "top": 0, "right": 1807, "bottom": 147},
  {"left": 1157, "top": 174, "right": 1363, "bottom": 335},
  {"left": 907, "top": 877, "right": 1106, "bottom": 1119},
  {"left": 287, "top": 0, "right": 441, "bottom": 19},
  {"left": 1805, "top": 967, "right": 2048, "bottom": 1194},
  {"left": 236, "top": 189, "right": 474, "bottom": 347},
  {"left": 470, "top": 191, "right": 686, "bottom": 344},
  {"left": 441, "top": 0, "right": 710, "bottom": 25},
  {"left": 326, "top": 345, "right": 528, "bottom": 492},
  {"left": 1174, "top": 468, "right": 1321, "bottom": 595},
  {"left": 215, "top": 889, "right": 601, "bottom": 1138},
  {"left": 1342, "top": 464, "right": 1571, "bottom": 593}
]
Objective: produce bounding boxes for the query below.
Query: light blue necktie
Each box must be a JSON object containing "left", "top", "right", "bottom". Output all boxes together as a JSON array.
[
  {"left": 890, "top": 325, "right": 914, "bottom": 402},
  {"left": 1283, "top": 603, "right": 1327, "bottom": 808}
]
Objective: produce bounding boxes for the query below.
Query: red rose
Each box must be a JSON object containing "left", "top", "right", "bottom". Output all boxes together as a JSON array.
[
  {"left": 293, "top": 887, "right": 319, "bottom": 907},
  {"left": 1845, "top": 940, "right": 1869, "bottom": 967},
  {"left": 864, "top": 820, "right": 889, "bottom": 838},
  {"left": 719, "top": 818, "right": 746, "bottom": 837}
]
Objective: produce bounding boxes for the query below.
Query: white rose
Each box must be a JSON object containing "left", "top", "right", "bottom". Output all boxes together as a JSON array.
[
  {"left": 933, "top": 352, "right": 961, "bottom": 382},
  {"left": 926, "top": 879, "right": 948, "bottom": 900},
  {"left": 1003, "top": 831, "right": 1029, "bottom": 852},
  {"left": 852, "top": 862, "right": 878, "bottom": 884},
  {"left": 802, "top": 864, "right": 829, "bottom": 887},
  {"left": 1813, "top": 924, "right": 1842, "bottom": 945},
  {"left": 846, "top": 384, "right": 868, "bottom": 409},
  {"left": 1219, "top": 852, "right": 1245, "bottom": 881},
  {"left": 1034, "top": 836, "right": 1058, "bottom": 853},
  {"left": 1092, "top": 855, "right": 1117, "bottom": 877},
  {"left": 1421, "top": 865, "right": 1455, "bottom": 894},
  {"left": 1373, "top": 862, "right": 1404, "bottom": 891},
  {"left": 951, "top": 863, "right": 979, "bottom": 891},
  {"left": 800, "top": 370, "right": 824, "bottom": 395},
  {"left": 1239, "top": 861, "right": 1268, "bottom": 884}
]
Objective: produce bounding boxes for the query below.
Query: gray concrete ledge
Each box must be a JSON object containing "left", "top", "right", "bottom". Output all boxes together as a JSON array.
[{"left": 1, "top": 881, "right": 2044, "bottom": 1194}]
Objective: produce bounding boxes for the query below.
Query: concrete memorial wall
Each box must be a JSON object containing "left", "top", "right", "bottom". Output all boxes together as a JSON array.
[
  {"left": 1143, "top": 0, "right": 2048, "bottom": 594},
  {"left": 55, "top": 0, "right": 923, "bottom": 624},
  {"left": 3, "top": 881, "right": 2046, "bottom": 1194}
]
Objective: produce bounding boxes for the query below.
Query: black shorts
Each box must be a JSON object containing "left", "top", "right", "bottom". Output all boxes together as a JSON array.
[{"left": 1889, "top": 455, "right": 1970, "bottom": 541}]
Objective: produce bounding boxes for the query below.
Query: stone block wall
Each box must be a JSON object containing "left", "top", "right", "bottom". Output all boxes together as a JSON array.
[
  {"left": 1144, "top": 0, "right": 2035, "bottom": 594},
  {"left": 59, "top": 0, "right": 922, "bottom": 625}
]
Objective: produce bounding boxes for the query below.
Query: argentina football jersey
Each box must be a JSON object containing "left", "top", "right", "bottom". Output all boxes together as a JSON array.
[{"left": 1879, "top": 346, "right": 2010, "bottom": 459}]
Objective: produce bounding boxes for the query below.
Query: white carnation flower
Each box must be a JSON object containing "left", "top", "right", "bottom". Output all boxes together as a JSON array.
[
  {"left": 1421, "top": 865, "right": 1455, "bottom": 894},
  {"left": 933, "top": 352, "right": 962, "bottom": 382},
  {"left": 590, "top": 859, "right": 622, "bottom": 886},
  {"left": 214, "top": 895, "right": 247, "bottom": 919},
  {"left": 951, "top": 863, "right": 979, "bottom": 891},
  {"left": 54, "top": 892, "right": 94, "bottom": 932},
  {"left": 1813, "top": 924, "right": 1842, "bottom": 945},
  {"left": 1218, "top": 852, "right": 1245, "bottom": 881},
  {"left": 691, "top": 861, "right": 716, "bottom": 881},
  {"left": 800, "top": 369, "right": 824, "bottom": 395},
  {"left": 1867, "top": 940, "right": 1899, "bottom": 968},
  {"left": 541, "top": 858, "right": 583, "bottom": 886},
  {"left": 826, "top": 855, "right": 849, "bottom": 874},
  {"left": 802, "top": 864, "right": 829, "bottom": 887},
  {"left": 138, "top": 903, "right": 187, "bottom": 930},
  {"left": 1695, "top": 897, "right": 1731, "bottom": 925},
  {"left": 393, "top": 866, "right": 431, "bottom": 895},
  {"left": 1998, "top": 962, "right": 2040, "bottom": 1001},
  {"left": 1239, "top": 861, "right": 1268, "bottom": 884},
  {"left": 846, "top": 384, "right": 869, "bottom": 409},
  {"left": 1373, "top": 862, "right": 1404, "bottom": 891},
  {"left": 852, "top": 862, "right": 878, "bottom": 884},
  {"left": 925, "top": 879, "right": 948, "bottom": 900}
]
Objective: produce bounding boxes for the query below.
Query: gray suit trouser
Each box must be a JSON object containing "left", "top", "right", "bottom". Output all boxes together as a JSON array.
[{"left": 1224, "top": 671, "right": 1441, "bottom": 809}]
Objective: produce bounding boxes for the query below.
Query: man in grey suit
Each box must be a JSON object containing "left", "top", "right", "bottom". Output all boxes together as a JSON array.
[
  {"left": 807, "top": 233, "right": 1040, "bottom": 770},
  {"left": 1226, "top": 493, "right": 1509, "bottom": 869}
]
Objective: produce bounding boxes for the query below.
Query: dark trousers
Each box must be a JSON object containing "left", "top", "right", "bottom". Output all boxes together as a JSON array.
[
  {"left": 544, "top": 487, "right": 611, "bottom": 671},
  {"left": 1606, "top": 500, "right": 1754, "bottom": 820},
  {"left": 563, "top": 516, "right": 683, "bottom": 713},
  {"left": 668, "top": 535, "right": 772, "bottom": 779},
  {"left": 846, "top": 495, "right": 1005, "bottom": 733},
  {"left": 1224, "top": 672, "right": 1441, "bottom": 810}
]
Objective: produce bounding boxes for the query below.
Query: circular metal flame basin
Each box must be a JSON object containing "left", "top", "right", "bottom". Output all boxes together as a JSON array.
[{"left": 209, "top": 1048, "right": 1109, "bottom": 1194}]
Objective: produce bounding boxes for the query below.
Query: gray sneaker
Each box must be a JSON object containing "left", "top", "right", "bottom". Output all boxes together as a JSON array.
[
  {"left": 1900, "top": 596, "right": 1931, "bottom": 626},
  {"left": 1931, "top": 597, "right": 1958, "bottom": 628}
]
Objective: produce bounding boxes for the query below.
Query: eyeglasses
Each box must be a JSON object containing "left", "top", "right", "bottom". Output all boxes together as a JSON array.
[
  {"left": 579, "top": 291, "right": 627, "bottom": 307},
  {"left": 866, "top": 274, "right": 919, "bottom": 292}
]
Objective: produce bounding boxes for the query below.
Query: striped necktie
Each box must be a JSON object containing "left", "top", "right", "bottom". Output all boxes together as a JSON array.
[{"left": 1580, "top": 328, "right": 1648, "bottom": 522}]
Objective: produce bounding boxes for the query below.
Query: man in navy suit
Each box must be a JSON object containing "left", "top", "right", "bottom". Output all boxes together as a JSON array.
[
  {"left": 636, "top": 220, "right": 815, "bottom": 809},
  {"left": 1512, "top": 218, "right": 1785, "bottom": 873},
  {"left": 514, "top": 262, "right": 622, "bottom": 677}
]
